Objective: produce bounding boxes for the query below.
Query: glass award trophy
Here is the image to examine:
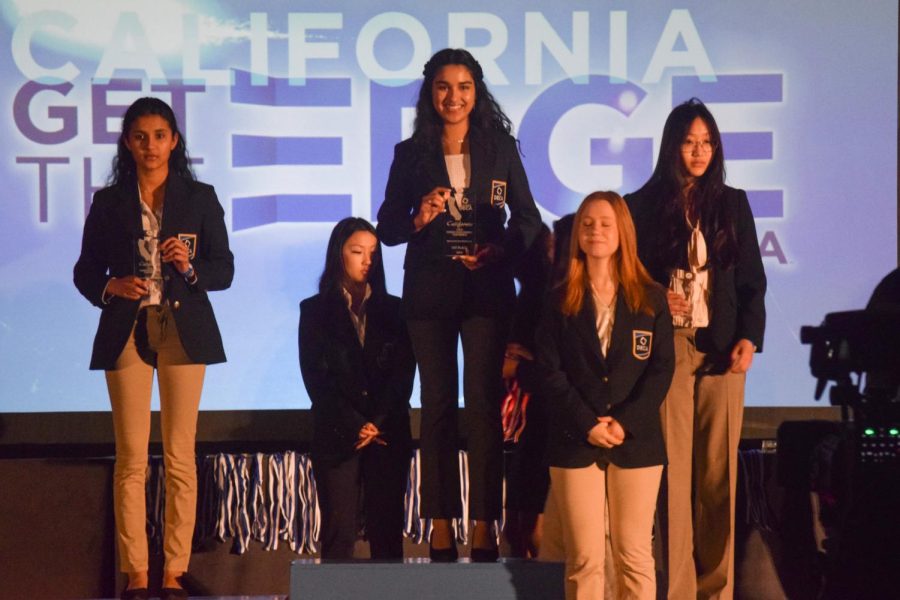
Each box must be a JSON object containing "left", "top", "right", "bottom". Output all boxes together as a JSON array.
[
  {"left": 133, "top": 231, "right": 161, "bottom": 292},
  {"left": 444, "top": 187, "right": 476, "bottom": 256},
  {"left": 669, "top": 268, "right": 694, "bottom": 327}
]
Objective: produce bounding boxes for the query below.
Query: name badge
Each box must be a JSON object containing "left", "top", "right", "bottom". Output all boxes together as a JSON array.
[
  {"left": 632, "top": 330, "right": 652, "bottom": 360},
  {"left": 491, "top": 179, "right": 507, "bottom": 208},
  {"left": 178, "top": 233, "right": 198, "bottom": 259}
]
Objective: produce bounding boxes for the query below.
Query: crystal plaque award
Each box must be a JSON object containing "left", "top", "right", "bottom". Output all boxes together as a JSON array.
[{"left": 444, "top": 187, "right": 476, "bottom": 256}]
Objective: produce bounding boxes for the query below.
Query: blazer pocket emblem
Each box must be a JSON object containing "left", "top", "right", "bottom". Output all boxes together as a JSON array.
[
  {"left": 178, "top": 233, "right": 198, "bottom": 259},
  {"left": 632, "top": 330, "right": 652, "bottom": 360},
  {"left": 490, "top": 180, "right": 507, "bottom": 208}
]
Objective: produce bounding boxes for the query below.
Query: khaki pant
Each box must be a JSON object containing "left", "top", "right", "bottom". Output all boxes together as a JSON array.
[
  {"left": 661, "top": 328, "right": 745, "bottom": 600},
  {"left": 105, "top": 305, "right": 205, "bottom": 573},
  {"left": 541, "top": 463, "right": 663, "bottom": 600}
]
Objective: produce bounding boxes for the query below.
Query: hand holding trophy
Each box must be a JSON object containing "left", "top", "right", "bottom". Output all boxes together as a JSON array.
[
  {"left": 444, "top": 187, "right": 477, "bottom": 259},
  {"left": 413, "top": 187, "right": 450, "bottom": 232}
]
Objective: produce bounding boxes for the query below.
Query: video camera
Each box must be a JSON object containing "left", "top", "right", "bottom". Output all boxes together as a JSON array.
[{"left": 800, "top": 308, "right": 900, "bottom": 409}]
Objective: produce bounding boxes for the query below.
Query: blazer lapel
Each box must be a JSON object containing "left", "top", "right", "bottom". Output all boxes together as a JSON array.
[
  {"left": 325, "top": 296, "right": 361, "bottom": 351},
  {"left": 605, "top": 293, "right": 631, "bottom": 367},
  {"left": 160, "top": 175, "right": 188, "bottom": 241},
  {"left": 361, "top": 297, "right": 386, "bottom": 365},
  {"left": 112, "top": 181, "right": 144, "bottom": 241},
  {"left": 467, "top": 129, "right": 495, "bottom": 203},
  {"left": 423, "top": 144, "right": 452, "bottom": 190},
  {"left": 573, "top": 296, "right": 608, "bottom": 370}
]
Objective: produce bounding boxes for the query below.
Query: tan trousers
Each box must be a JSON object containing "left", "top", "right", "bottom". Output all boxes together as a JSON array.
[
  {"left": 661, "top": 328, "right": 745, "bottom": 600},
  {"left": 106, "top": 305, "right": 205, "bottom": 573},
  {"left": 542, "top": 463, "right": 663, "bottom": 600}
]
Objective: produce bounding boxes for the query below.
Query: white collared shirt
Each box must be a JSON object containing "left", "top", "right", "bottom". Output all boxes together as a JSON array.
[
  {"left": 592, "top": 288, "right": 617, "bottom": 358},
  {"left": 342, "top": 284, "right": 372, "bottom": 346},
  {"left": 136, "top": 191, "right": 164, "bottom": 307},
  {"left": 444, "top": 153, "right": 471, "bottom": 218}
]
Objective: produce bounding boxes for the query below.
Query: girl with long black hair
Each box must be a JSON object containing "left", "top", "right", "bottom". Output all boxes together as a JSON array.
[
  {"left": 626, "top": 98, "right": 766, "bottom": 599},
  {"left": 299, "top": 217, "right": 415, "bottom": 559}
]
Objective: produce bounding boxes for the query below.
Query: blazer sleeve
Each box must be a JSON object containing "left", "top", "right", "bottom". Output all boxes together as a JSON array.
[
  {"left": 608, "top": 296, "right": 675, "bottom": 435},
  {"left": 371, "top": 308, "right": 416, "bottom": 430},
  {"left": 299, "top": 300, "right": 368, "bottom": 437},
  {"left": 733, "top": 189, "right": 767, "bottom": 351},
  {"left": 191, "top": 186, "right": 234, "bottom": 292},
  {"left": 508, "top": 249, "right": 550, "bottom": 350},
  {"left": 73, "top": 194, "right": 112, "bottom": 308},
  {"left": 376, "top": 143, "right": 418, "bottom": 247},
  {"left": 500, "top": 135, "right": 542, "bottom": 261},
  {"left": 536, "top": 306, "right": 602, "bottom": 439}
]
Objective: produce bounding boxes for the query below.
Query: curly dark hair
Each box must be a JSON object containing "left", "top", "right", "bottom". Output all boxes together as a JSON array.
[
  {"left": 318, "top": 217, "right": 386, "bottom": 300},
  {"left": 109, "top": 97, "right": 194, "bottom": 186},
  {"left": 412, "top": 48, "right": 513, "bottom": 150},
  {"left": 635, "top": 98, "right": 738, "bottom": 270}
]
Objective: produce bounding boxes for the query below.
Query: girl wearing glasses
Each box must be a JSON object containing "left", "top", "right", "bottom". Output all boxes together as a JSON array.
[{"left": 626, "top": 98, "right": 767, "bottom": 600}]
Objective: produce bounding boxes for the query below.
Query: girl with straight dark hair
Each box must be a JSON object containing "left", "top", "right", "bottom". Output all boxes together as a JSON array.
[
  {"left": 626, "top": 98, "right": 767, "bottom": 600},
  {"left": 299, "top": 217, "right": 415, "bottom": 559}
]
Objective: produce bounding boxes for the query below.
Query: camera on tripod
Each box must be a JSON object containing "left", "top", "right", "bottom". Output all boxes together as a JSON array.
[{"left": 800, "top": 308, "right": 900, "bottom": 409}]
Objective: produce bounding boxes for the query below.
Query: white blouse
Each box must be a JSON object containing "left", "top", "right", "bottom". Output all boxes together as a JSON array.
[
  {"left": 592, "top": 287, "right": 616, "bottom": 358},
  {"left": 670, "top": 218, "right": 710, "bottom": 328},
  {"left": 342, "top": 284, "right": 372, "bottom": 346},
  {"left": 444, "top": 153, "right": 471, "bottom": 220},
  {"left": 136, "top": 192, "right": 164, "bottom": 308}
]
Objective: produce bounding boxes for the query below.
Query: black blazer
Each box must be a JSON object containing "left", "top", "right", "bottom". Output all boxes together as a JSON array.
[
  {"left": 376, "top": 128, "right": 542, "bottom": 319},
  {"left": 74, "top": 176, "right": 234, "bottom": 370},
  {"left": 536, "top": 286, "right": 675, "bottom": 469},
  {"left": 626, "top": 186, "right": 767, "bottom": 355},
  {"left": 299, "top": 292, "right": 415, "bottom": 464}
]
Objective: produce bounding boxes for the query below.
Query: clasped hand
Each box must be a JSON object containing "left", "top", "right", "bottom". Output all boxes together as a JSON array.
[
  {"left": 587, "top": 416, "right": 625, "bottom": 448},
  {"left": 355, "top": 422, "right": 387, "bottom": 450}
]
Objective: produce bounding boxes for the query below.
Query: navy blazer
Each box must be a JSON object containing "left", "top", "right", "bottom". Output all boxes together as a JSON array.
[
  {"left": 536, "top": 285, "right": 675, "bottom": 469},
  {"left": 626, "top": 186, "right": 767, "bottom": 355},
  {"left": 376, "top": 128, "right": 542, "bottom": 319},
  {"left": 74, "top": 176, "right": 234, "bottom": 370},
  {"left": 299, "top": 292, "right": 415, "bottom": 464}
]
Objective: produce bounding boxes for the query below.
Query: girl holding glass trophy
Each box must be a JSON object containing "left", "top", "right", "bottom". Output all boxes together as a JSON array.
[
  {"left": 377, "top": 48, "right": 541, "bottom": 561},
  {"left": 626, "top": 98, "right": 766, "bottom": 600},
  {"left": 74, "top": 97, "right": 233, "bottom": 600}
]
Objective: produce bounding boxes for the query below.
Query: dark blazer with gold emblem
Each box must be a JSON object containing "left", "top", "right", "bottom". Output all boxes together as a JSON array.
[
  {"left": 376, "top": 128, "right": 542, "bottom": 319},
  {"left": 626, "top": 186, "right": 766, "bottom": 355},
  {"left": 74, "top": 176, "right": 234, "bottom": 370},
  {"left": 299, "top": 292, "right": 415, "bottom": 464},
  {"left": 536, "top": 285, "right": 675, "bottom": 469}
]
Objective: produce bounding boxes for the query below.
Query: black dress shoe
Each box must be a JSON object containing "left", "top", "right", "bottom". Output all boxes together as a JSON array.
[
  {"left": 429, "top": 542, "right": 459, "bottom": 562},
  {"left": 120, "top": 587, "right": 149, "bottom": 600},
  {"left": 470, "top": 546, "right": 499, "bottom": 562},
  {"left": 176, "top": 572, "right": 207, "bottom": 595},
  {"left": 160, "top": 587, "right": 189, "bottom": 600}
]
